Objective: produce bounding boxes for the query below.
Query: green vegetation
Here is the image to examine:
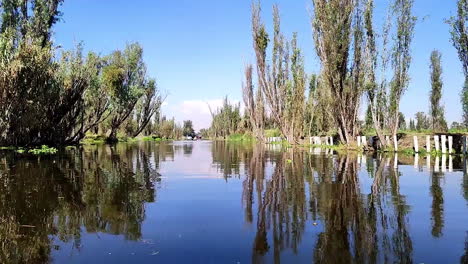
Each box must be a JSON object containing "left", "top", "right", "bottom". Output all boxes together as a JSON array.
[
  {"left": 0, "top": 0, "right": 164, "bottom": 147},
  {"left": 226, "top": 133, "right": 254, "bottom": 142},
  {"left": 448, "top": 0, "right": 468, "bottom": 126},
  {"left": 26, "top": 145, "right": 58, "bottom": 155}
]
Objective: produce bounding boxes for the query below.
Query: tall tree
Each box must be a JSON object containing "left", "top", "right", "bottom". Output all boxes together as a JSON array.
[
  {"left": 103, "top": 43, "right": 147, "bottom": 142},
  {"left": 311, "top": 0, "right": 364, "bottom": 145},
  {"left": 242, "top": 64, "right": 265, "bottom": 140},
  {"left": 133, "top": 79, "right": 164, "bottom": 137},
  {"left": 363, "top": 0, "right": 390, "bottom": 147},
  {"left": 449, "top": 0, "right": 468, "bottom": 126},
  {"left": 182, "top": 120, "right": 195, "bottom": 137},
  {"left": 251, "top": 3, "right": 306, "bottom": 143},
  {"left": 429, "top": 50, "right": 447, "bottom": 131},
  {"left": 389, "top": 0, "right": 416, "bottom": 137}
]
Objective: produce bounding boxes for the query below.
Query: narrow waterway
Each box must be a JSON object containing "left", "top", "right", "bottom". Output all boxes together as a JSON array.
[{"left": 0, "top": 141, "right": 467, "bottom": 263}]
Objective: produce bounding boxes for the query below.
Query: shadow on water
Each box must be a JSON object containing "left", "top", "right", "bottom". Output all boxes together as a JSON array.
[{"left": 0, "top": 142, "right": 166, "bottom": 263}]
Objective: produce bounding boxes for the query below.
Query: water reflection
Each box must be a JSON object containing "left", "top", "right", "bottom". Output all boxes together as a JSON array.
[
  {"left": 0, "top": 142, "right": 466, "bottom": 263},
  {"left": 0, "top": 142, "right": 163, "bottom": 263},
  {"left": 239, "top": 148, "right": 467, "bottom": 264}
]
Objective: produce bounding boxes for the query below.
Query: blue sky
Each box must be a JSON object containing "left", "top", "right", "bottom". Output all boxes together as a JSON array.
[{"left": 54, "top": 0, "right": 464, "bottom": 130}]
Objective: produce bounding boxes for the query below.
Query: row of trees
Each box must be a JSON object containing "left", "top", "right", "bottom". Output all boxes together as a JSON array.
[
  {"left": 236, "top": 0, "right": 467, "bottom": 146},
  {"left": 0, "top": 0, "right": 165, "bottom": 146}
]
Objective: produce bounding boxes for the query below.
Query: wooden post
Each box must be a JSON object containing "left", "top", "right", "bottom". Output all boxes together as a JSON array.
[
  {"left": 330, "top": 136, "right": 334, "bottom": 146},
  {"left": 413, "top": 136, "right": 419, "bottom": 153},
  {"left": 361, "top": 136, "right": 366, "bottom": 147},
  {"left": 309, "top": 137, "right": 313, "bottom": 145},
  {"left": 394, "top": 154, "right": 398, "bottom": 169},
  {"left": 434, "top": 135, "right": 440, "bottom": 152},
  {"left": 357, "top": 136, "right": 361, "bottom": 147},
  {"left": 414, "top": 153, "right": 419, "bottom": 168},
  {"left": 441, "top": 135, "right": 447, "bottom": 154},
  {"left": 393, "top": 135, "right": 398, "bottom": 152},
  {"left": 426, "top": 135, "right": 431, "bottom": 152},
  {"left": 448, "top": 136, "right": 453, "bottom": 154}
]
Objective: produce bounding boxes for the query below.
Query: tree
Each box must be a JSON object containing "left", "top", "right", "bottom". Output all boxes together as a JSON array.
[
  {"left": 409, "top": 119, "right": 415, "bottom": 131},
  {"left": 364, "top": 0, "right": 390, "bottom": 146},
  {"left": 448, "top": 0, "right": 468, "bottom": 126},
  {"left": 398, "top": 112, "right": 407, "bottom": 130},
  {"left": 133, "top": 79, "right": 164, "bottom": 137},
  {"left": 304, "top": 74, "right": 319, "bottom": 136},
  {"left": 208, "top": 97, "right": 241, "bottom": 138},
  {"left": 429, "top": 50, "right": 447, "bottom": 131},
  {"left": 311, "top": 0, "right": 364, "bottom": 145},
  {"left": 183, "top": 120, "right": 195, "bottom": 137},
  {"left": 103, "top": 43, "right": 147, "bottom": 142},
  {"left": 251, "top": 3, "right": 306, "bottom": 143},
  {"left": 242, "top": 64, "right": 264, "bottom": 140},
  {"left": 389, "top": 0, "right": 416, "bottom": 138},
  {"left": 415, "top": 112, "right": 429, "bottom": 131}
]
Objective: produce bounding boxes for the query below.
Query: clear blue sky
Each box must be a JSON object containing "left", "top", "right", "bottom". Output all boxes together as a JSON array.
[{"left": 54, "top": 0, "right": 464, "bottom": 130}]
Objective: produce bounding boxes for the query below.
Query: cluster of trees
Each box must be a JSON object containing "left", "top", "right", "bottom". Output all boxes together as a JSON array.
[
  {"left": 0, "top": 0, "right": 164, "bottom": 146},
  {"left": 235, "top": 0, "right": 467, "bottom": 146}
]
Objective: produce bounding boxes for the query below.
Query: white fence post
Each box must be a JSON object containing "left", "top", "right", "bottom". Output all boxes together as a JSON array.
[
  {"left": 413, "top": 136, "right": 419, "bottom": 153},
  {"left": 426, "top": 135, "right": 431, "bottom": 153},
  {"left": 357, "top": 136, "right": 361, "bottom": 147},
  {"left": 393, "top": 135, "right": 398, "bottom": 152},
  {"left": 330, "top": 136, "right": 334, "bottom": 146},
  {"left": 361, "top": 136, "right": 366, "bottom": 147},
  {"left": 448, "top": 136, "right": 453, "bottom": 154},
  {"left": 434, "top": 135, "right": 440, "bottom": 152},
  {"left": 441, "top": 135, "right": 447, "bottom": 154}
]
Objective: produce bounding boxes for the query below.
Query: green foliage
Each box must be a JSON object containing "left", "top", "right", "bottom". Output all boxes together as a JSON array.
[
  {"left": 183, "top": 120, "right": 195, "bottom": 137},
  {"left": 226, "top": 133, "right": 254, "bottom": 142},
  {"left": 429, "top": 50, "right": 447, "bottom": 131},
  {"left": 265, "top": 129, "right": 281, "bottom": 138},
  {"left": 209, "top": 97, "right": 241, "bottom": 138},
  {"left": 27, "top": 145, "right": 58, "bottom": 155},
  {"left": 0, "top": 1, "right": 162, "bottom": 147},
  {"left": 389, "top": 0, "right": 416, "bottom": 135}
]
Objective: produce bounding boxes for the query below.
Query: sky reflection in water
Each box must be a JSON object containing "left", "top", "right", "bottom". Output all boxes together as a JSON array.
[{"left": 0, "top": 141, "right": 467, "bottom": 264}]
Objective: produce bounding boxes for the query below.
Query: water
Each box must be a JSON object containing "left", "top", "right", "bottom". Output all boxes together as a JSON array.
[{"left": 0, "top": 141, "right": 467, "bottom": 264}]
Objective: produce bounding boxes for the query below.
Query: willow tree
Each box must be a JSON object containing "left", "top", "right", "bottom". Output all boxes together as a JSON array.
[
  {"left": 429, "top": 50, "right": 447, "bottom": 131},
  {"left": 311, "top": 0, "right": 365, "bottom": 145},
  {"left": 133, "top": 79, "right": 164, "bottom": 137},
  {"left": 0, "top": 0, "right": 94, "bottom": 146},
  {"left": 449, "top": 0, "right": 468, "bottom": 126},
  {"left": 388, "top": 0, "right": 416, "bottom": 137},
  {"left": 242, "top": 64, "right": 265, "bottom": 140},
  {"left": 103, "top": 43, "right": 147, "bottom": 142},
  {"left": 251, "top": 3, "right": 306, "bottom": 143}
]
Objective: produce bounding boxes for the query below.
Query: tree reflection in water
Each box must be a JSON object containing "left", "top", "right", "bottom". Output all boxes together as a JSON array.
[
  {"left": 241, "top": 148, "right": 417, "bottom": 264},
  {"left": 0, "top": 142, "right": 164, "bottom": 263}
]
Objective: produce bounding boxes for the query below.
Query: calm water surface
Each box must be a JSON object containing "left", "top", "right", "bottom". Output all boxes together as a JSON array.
[{"left": 0, "top": 141, "right": 467, "bottom": 264}]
